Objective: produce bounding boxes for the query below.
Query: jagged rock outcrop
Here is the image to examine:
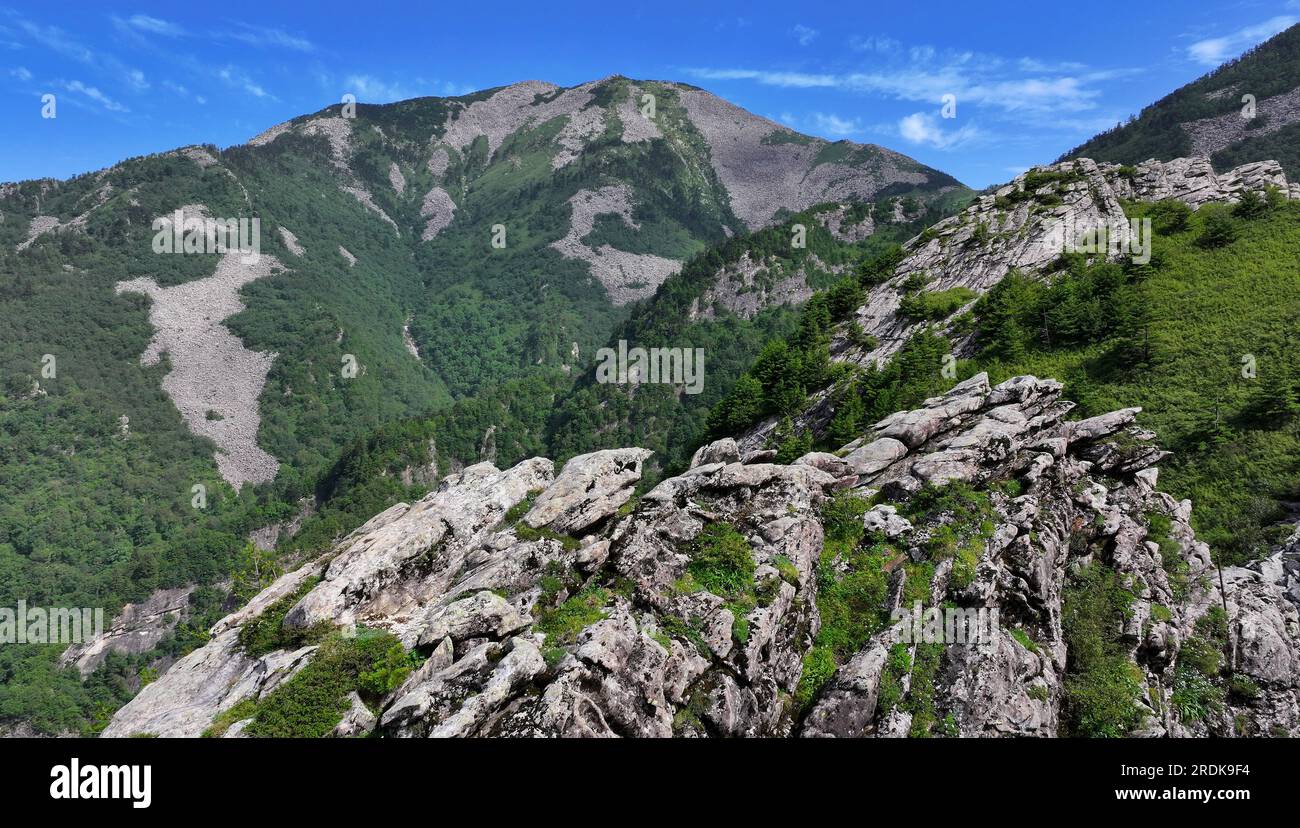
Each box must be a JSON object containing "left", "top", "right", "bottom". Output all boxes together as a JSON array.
[
  {"left": 737, "top": 156, "right": 1298, "bottom": 453},
  {"left": 847, "top": 156, "right": 1294, "bottom": 369},
  {"left": 845, "top": 157, "right": 1295, "bottom": 372},
  {"left": 104, "top": 373, "right": 1300, "bottom": 739},
  {"left": 58, "top": 586, "right": 194, "bottom": 676}
]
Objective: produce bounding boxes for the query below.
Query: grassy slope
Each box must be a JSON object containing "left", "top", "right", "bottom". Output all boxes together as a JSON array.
[{"left": 967, "top": 201, "right": 1300, "bottom": 562}]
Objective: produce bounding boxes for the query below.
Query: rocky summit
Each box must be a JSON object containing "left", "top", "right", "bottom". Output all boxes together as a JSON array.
[{"left": 104, "top": 373, "right": 1300, "bottom": 738}]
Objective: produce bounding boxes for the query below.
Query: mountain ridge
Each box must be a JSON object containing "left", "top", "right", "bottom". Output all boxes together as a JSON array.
[
  {"left": 0, "top": 74, "right": 972, "bottom": 734},
  {"left": 101, "top": 371, "right": 1300, "bottom": 739},
  {"left": 1061, "top": 23, "right": 1300, "bottom": 179}
]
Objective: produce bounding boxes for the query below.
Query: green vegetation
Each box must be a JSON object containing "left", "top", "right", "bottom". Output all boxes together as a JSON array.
[
  {"left": 901, "top": 482, "right": 996, "bottom": 589},
  {"left": 965, "top": 199, "right": 1300, "bottom": 564},
  {"left": 1061, "top": 563, "right": 1145, "bottom": 737},
  {"left": 1010, "top": 627, "right": 1040, "bottom": 655},
  {"left": 202, "top": 699, "right": 259, "bottom": 738},
  {"left": 1171, "top": 606, "right": 1228, "bottom": 724},
  {"left": 552, "top": 189, "right": 970, "bottom": 477},
  {"left": 794, "top": 493, "right": 893, "bottom": 710},
  {"left": 877, "top": 643, "right": 912, "bottom": 717},
  {"left": 905, "top": 643, "right": 945, "bottom": 737},
  {"left": 236, "top": 577, "right": 325, "bottom": 657},
  {"left": 899, "top": 286, "right": 978, "bottom": 322},
  {"left": 242, "top": 627, "right": 412, "bottom": 738},
  {"left": 534, "top": 586, "right": 609, "bottom": 647},
  {"left": 1145, "top": 512, "right": 1189, "bottom": 601},
  {"left": 684, "top": 523, "right": 756, "bottom": 599}
]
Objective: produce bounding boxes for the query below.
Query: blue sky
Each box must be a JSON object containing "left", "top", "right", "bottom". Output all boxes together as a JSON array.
[{"left": 2, "top": 0, "right": 1298, "bottom": 187}]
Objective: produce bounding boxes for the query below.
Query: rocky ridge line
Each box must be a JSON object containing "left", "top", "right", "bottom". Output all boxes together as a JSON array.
[{"left": 104, "top": 373, "right": 1300, "bottom": 738}]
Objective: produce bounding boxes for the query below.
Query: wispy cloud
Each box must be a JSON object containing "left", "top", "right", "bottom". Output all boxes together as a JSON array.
[
  {"left": 849, "top": 35, "right": 901, "bottom": 53},
  {"left": 219, "top": 66, "right": 275, "bottom": 100},
  {"left": 11, "top": 12, "right": 150, "bottom": 94},
  {"left": 10, "top": 65, "right": 31, "bottom": 81},
  {"left": 60, "top": 79, "right": 128, "bottom": 112},
  {"left": 327, "top": 72, "right": 474, "bottom": 101},
  {"left": 1187, "top": 15, "right": 1296, "bottom": 65},
  {"left": 163, "top": 79, "right": 206, "bottom": 105},
  {"left": 224, "top": 24, "right": 315, "bottom": 53},
  {"left": 808, "top": 112, "right": 862, "bottom": 137},
  {"left": 792, "top": 24, "right": 819, "bottom": 46},
  {"left": 14, "top": 18, "right": 95, "bottom": 63},
  {"left": 898, "top": 111, "right": 981, "bottom": 149},
  {"left": 1017, "top": 57, "right": 1087, "bottom": 73},
  {"left": 686, "top": 64, "right": 1103, "bottom": 115},
  {"left": 123, "top": 14, "right": 187, "bottom": 37},
  {"left": 770, "top": 111, "right": 860, "bottom": 138},
  {"left": 344, "top": 74, "right": 414, "bottom": 102},
  {"left": 437, "top": 80, "right": 477, "bottom": 96}
]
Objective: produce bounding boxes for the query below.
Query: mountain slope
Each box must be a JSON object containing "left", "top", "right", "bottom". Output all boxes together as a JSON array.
[
  {"left": 0, "top": 76, "right": 968, "bottom": 733},
  {"left": 711, "top": 155, "right": 1300, "bottom": 565},
  {"left": 1062, "top": 23, "right": 1300, "bottom": 177},
  {"left": 102, "top": 381, "right": 1300, "bottom": 739}
]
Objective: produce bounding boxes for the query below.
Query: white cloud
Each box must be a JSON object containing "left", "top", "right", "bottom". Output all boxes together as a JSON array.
[
  {"left": 10, "top": 65, "right": 31, "bottom": 81},
  {"left": 849, "top": 35, "right": 901, "bottom": 53},
  {"left": 898, "top": 111, "right": 981, "bottom": 149},
  {"left": 1187, "top": 16, "right": 1296, "bottom": 65},
  {"left": 344, "top": 74, "right": 413, "bottom": 102},
  {"left": 60, "top": 79, "right": 128, "bottom": 112},
  {"left": 219, "top": 66, "right": 274, "bottom": 100},
  {"left": 15, "top": 13, "right": 153, "bottom": 94},
  {"left": 125, "top": 15, "right": 186, "bottom": 37},
  {"left": 792, "top": 24, "right": 819, "bottom": 46},
  {"left": 909, "top": 45, "right": 936, "bottom": 63},
  {"left": 226, "top": 24, "right": 314, "bottom": 53},
  {"left": 808, "top": 112, "right": 862, "bottom": 137},
  {"left": 687, "top": 64, "right": 1102, "bottom": 115},
  {"left": 15, "top": 19, "right": 95, "bottom": 63},
  {"left": 438, "top": 81, "right": 477, "bottom": 96},
  {"left": 337, "top": 75, "right": 475, "bottom": 101},
  {"left": 163, "top": 79, "right": 206, "bottom": 105},
  {"left": 687, "top": 68, "right": 838, "bottom": 88},
  {"left": 1018, "top": 57, "right": 1087, "bottom": 73}
]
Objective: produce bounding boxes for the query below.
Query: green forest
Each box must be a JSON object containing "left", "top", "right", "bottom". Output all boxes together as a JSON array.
[{"left": 0, "top": 76, "right": 971, "bottom": 733}]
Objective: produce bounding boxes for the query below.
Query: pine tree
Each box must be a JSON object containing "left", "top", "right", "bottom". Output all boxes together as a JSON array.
[
  {"left": 231, "top": 541, "right": 282, "bottom": 604},
  {"left": 828, "top": 383, "right": 866, "bottom": 446},
  {"left": 1255, "top": 361, "right": 1300, "bottom": 422},
  {"left": 1196, "top": 209, "right": 1238, "bottom": 248}
]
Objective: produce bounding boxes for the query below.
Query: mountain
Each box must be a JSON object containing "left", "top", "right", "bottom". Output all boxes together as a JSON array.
[
  {"left": 101, "top": 380, "right": 1300, "bottom": 738},
  {"left": 79, "top": 150, "right": 1300, "bottom": 740},
  {"left": 15, "top": 64, "right": 1300, "bottom": 740},
  {"left": 1062, "top": 23, "right": 1300, "bottom": 177},
  {"left": 713, "top": 156, "right": 1300, "bottom": 566},
  {"left": 0, "top": 76, "right": 969, "bottom": 733}
]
